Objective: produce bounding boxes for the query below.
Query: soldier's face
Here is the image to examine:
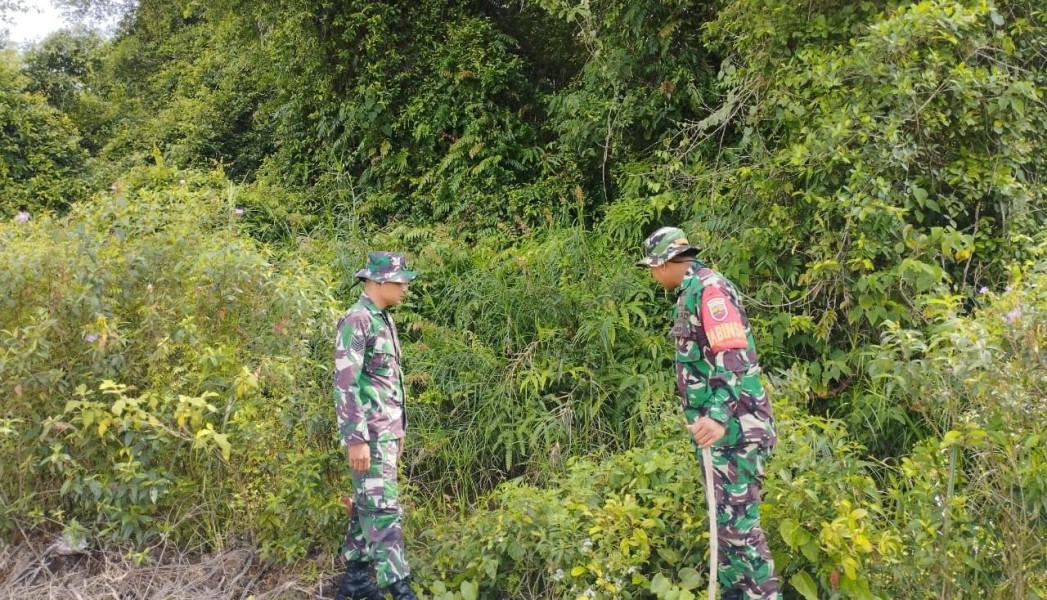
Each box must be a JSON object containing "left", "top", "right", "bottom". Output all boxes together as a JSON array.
[
  {"left": 649, "top": 261, "right": 689, "bottom": 290},
  {"left": 377, "top": 281, "right": 409, "bottom": 307}
]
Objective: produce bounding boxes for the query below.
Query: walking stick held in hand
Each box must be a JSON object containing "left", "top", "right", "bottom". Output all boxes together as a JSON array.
[{"left": 702, "top": 446, "right": 718, "bottom": 600}]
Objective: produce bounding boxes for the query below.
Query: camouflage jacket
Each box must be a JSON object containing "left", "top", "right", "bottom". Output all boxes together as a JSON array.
[
  {"left": 334, "top": 292, "right": 406, "bottom": 446},
  {"left": 672, "top": 262, "right": 776, "bottom": 448}
]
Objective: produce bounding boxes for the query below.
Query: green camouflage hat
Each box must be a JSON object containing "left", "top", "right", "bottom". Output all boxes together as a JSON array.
[
  {"left": 355, "top": 251, "right": 418, "bottom": 283},
  {"left": 635, "top": 226, "right": 696, "bottom": 267}
]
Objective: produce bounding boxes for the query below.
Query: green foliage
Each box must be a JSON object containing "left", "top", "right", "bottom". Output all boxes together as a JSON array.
[
  {"left": 667, "top": 0, "right": 1047, "bottom": 394},
  {"left": 84, "top": 0, "right": 273, "bottom": 178},
  {"left": 20, "top": 28, "right": 113, "bottom": 153},
  {"left": 413, "top": 391, "right": 902, "bottom": 599},
  {"left": 539, "top": 0, "right": 717, "bottom": 194},
  {"left": 253, "top": 0, "right": 564, "bottom": 228},
  {"left": 0, "top": 166, "right": 338, "bottom": 554},
  {"left": 2, "top": 1, "right": 1047, "bottom": 598},
  {"left": 0, "top": 51, "right": 88, "bottom": 217},
  {"left": 412, "top": 269, "right": 1047, "bottom": 599},
  {"left": 416, "top": 412, "right": 713, "bottom": 600},
  {"left": 393, "top": 226, "right": 669, "bottom": 502},
  {"left": 868, "top": 268, "right": 1047, "bottom": 597}
]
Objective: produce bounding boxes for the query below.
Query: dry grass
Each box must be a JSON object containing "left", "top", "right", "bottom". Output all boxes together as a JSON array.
[{"left": 0, "top": 538, "right": 341, "bottom": 600}]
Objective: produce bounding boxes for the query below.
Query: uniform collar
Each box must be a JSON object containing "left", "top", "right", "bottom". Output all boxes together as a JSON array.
[
  {"left": 677, "top": 260, "right": 706, "bottom": 294},
  {"left": 687, "top": 260, "right": 706, "bottom": 277},
  {"left": 359, "top": 292, "right": 385, "bottom": 314}
]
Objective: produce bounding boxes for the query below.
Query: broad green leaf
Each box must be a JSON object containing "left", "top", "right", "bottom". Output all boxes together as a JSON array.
[
  {"left": 459, "top": 580, "right": 478, "bottom": 600},
  {"left": 678, "top": 567, "right": 702, "bottom": 590},
  {"left": 650, "top": 573, "right": 671, "bottom": 595},
  {"left": 790, "top": 570, "right": 819, "bottom": 600}
]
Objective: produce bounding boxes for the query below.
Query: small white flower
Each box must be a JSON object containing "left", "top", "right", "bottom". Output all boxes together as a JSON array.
[
  {"left": 552, "top": 569, "right": 564, "bottom": 582},
  {"left": 581, "top": 538, "right": 593, "bottom": 553}
]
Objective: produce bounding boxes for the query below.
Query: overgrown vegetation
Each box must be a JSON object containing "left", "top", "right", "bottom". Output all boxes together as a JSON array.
[{"left": 1, "top": 0, "right": 1045, "bottom": 598}]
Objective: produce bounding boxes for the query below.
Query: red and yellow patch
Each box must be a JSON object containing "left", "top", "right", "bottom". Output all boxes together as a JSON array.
[
  {"left": 701, "top": 287, "right": 749, "bottom": 353},
  {"left": 706, "top": 297, "right": 729, "bottom": 322}
]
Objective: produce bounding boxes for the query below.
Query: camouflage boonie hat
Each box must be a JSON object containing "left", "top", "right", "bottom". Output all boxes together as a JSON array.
[
  {"left": 635, "top": 226, "right": 696, "bottom": 267},
  {"left": 355, "top": 251, "right": 418, "bottom": 283}
]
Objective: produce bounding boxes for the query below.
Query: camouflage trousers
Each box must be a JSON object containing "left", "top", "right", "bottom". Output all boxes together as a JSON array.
[
  {"left": 342, "top": 439, "right": 410, "bottom": 588},
  {"left": 695, "top": 442, "right": 780, "bottom": 600}
]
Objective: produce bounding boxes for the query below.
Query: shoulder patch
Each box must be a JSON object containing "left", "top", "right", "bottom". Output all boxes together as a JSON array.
[
  {"left": 706, "top": 297, "right": 729, "bottom": 322},
  {"left": 701, "top": 286, "right": 749, "bottom": 353},
  {"left": 339, "top": 309, "right": 372, "bottom": 353}
]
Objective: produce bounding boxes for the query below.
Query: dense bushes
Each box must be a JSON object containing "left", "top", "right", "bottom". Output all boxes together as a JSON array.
[
  {"left": 3, "top": 168, "right": 1043, "bottom": 597},
  {"left": 0, "top": 170, "right": 684, "bottom": 563},
  {"left": 412, "top": 263, "right": 1047, "bottom": 599},
  {"left": 397, "top": 226, "right": 666, "bottom": 500},
  {"left": 0, "top": 168, "right": 339, "bottom": 560},
  {"left": 867, "top": 259, "right": 1047, "bottom": 597},
  {"left": 672, "top": 0, "right": 1047, "bottom": 394},
  {"left": 414, "top": 399, "right": 899, "bottom": 600},
  {"left": 0, "top": 51, "right": 88, "bottom": 217},
  {"left": 3, "top": 0, "right": 1046, "bottom": 597}
]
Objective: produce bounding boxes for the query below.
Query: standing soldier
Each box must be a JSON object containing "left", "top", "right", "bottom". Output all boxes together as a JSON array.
[
  {"left": 333, "top": 251, "right": 419, "bottom": 600},
  {"left": 636, "top": 227, "right": 779, "bottom": 600}
]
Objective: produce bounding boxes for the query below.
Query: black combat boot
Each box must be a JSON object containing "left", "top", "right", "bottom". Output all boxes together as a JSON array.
[
  {"left": 385, "top": 577, "right": 419, "bottom": 600},
  {"left": 335, "top": 560, "right": 383, "bottom": 600}
]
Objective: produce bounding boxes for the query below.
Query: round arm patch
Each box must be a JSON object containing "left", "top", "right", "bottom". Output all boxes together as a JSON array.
[{"left": 700, "top": 286, "right": 749, "bottom": 353}]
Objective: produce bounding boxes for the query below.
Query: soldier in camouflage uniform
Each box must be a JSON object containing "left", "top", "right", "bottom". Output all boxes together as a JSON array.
[
  {"left": 637, "top": 227, "right": 780, "bottom": 600},
  {"left": 334, "top": 252, "right": 419, "bottom": 600}
]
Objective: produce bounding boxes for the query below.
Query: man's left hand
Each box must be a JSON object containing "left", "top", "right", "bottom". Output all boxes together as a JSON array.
[{"left": 688, "top": 417, "right": 725, "bottom": 449}]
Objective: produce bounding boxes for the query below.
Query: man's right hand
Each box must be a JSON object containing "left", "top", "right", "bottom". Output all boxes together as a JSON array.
[
  {"left": 688, "top": 417, "right": 726, "bottom": 449},
  {"left": 348, "top": 443, "right": 371, "bottom": 474}
]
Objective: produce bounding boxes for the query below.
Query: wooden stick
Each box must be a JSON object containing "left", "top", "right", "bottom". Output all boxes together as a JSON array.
[{"left": 702, "top": 447, "right": 718, "bottom": 600}]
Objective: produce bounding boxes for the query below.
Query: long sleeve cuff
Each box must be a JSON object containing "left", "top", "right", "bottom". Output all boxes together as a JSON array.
[
  {"left": 705, "top": 386, "right": 732, "bottom": 425},
  {"left": 340, "top": 419, "right": 370, "bottom": 446}
]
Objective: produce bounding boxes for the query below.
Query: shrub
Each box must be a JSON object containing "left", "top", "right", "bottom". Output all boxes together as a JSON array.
[
  {"left": 0, "top": 166, "right": 337, "bottom": 558},
  {"left": 0, "top": 52, "right": 88, "bottom": 217}
]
